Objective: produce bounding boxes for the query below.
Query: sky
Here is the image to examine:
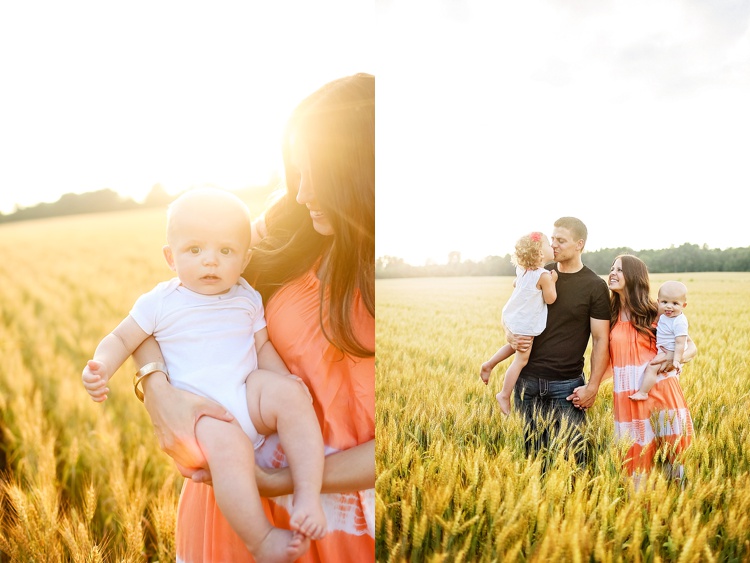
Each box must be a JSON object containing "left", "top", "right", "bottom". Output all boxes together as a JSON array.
[
  {"left": 2, "top": 1, "right": 749, "bottom": 265},
  {"left": 376, "top": 0, "right": 750, "bottom": 264},
  {"left": 0, "top": 1, "right": 376, "bottom": 214}
]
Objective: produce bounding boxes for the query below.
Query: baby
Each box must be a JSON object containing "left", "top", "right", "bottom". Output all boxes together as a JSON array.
[
  {"left": 630, "top": 280, "right": 690, "bottom": 401},
  {"left": 82, "top": 188, "right": 326, "bottom": 561},
  {"left": 480, "top": 231, "right": 557, "bottom": 415}
]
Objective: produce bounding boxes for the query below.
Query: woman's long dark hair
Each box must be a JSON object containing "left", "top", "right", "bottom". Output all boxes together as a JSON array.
[
  {"left": 610, "top": 254, "right": 658, "bottom": 343},
  {"left": 245, "top": 73, "right": 374, "bottom": 358}
]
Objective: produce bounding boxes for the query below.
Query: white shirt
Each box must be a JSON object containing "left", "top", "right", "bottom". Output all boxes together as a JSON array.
[
  {"left": 130, "top": 277, "right": 266, "bottom": 448},
  {"left": 656, "top": 313, "right": 689, "bottom": 352}
]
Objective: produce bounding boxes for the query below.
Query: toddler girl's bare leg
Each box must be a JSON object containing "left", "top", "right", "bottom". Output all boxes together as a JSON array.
[
  {"left": 195, "top": 417, "right": 309, "bottom": 561},
  {"left": 480, "top": 344, "right": 514, "bottom": 384},
  {"left": 496, "top": 345, "right": 532, "bottom": 416},
  {"left": 247, "top": 371, "right": 327, "bottom": 540}
]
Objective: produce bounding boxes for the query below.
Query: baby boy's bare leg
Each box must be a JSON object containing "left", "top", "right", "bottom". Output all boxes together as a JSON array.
[
  {"left": 630, "top": 363, "right": 659, "bottom": 401},
  {"left": 195, "top": 416, "right": 309, "bottom": 561},
  {"left": 247, "top": 370, "right": 327, "bottom": 540}
]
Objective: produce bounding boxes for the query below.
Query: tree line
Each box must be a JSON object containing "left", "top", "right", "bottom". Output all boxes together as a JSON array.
[
  {"left": 376, "top": 243, "right": 750, "bottom": 278},
  {"left": 0, "top": 186, "right": 174, "bottom": 224},
  {"left": 0, "top": 183, "right": 278, "bottom": 225}
]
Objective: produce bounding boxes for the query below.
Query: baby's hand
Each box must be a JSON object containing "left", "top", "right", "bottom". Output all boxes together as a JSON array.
[
  {"left": 549, "top": 270, "right": 558, "bottom": 283},
  {"left": 82, "top": 360, "right": 111, "bottom": 402}
]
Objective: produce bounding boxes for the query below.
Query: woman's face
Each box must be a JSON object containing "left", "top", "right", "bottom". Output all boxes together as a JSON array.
[
  {"left": 609, "top": 258, "right": 626, "bottom": 294},
  {"left": 292, "top": 135, "right": 334, "bottom": 237}
]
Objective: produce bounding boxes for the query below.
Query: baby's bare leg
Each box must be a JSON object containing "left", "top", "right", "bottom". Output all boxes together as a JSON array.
[
  {"left": 630, "top": 363, "right": 659, "bottom": 401},
  {"left": 195, "top": 417, "right": 310, "bottom": 561},
  {"left": 247, "top": 370, "right": 327, "bottom": 540},
  {"left": 480, "top": 344, "right": 514, "bottom": 384},
  {"left": 496, "top": 344, "right": 532, "bottom": 416}
]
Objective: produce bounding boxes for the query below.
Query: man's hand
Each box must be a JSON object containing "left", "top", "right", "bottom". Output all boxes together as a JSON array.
[
  {"left": 506, "top": 330, "right": 533, "bottom": 353},
  {"left": 567, "top": 383, "right": 599, "bottom": 410}
]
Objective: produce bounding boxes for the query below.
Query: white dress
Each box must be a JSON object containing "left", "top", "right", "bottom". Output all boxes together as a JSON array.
[{"left": 501, "top": 266, "right": 549, "bottom": 336}]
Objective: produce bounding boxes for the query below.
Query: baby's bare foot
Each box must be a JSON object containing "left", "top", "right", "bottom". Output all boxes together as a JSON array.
[
  {"left": 495, "top": 393, "right": 511, "bottom": 416},
  {"left": 251, "top": 527, "right": 310, "bottom": 563},
  {"left": 290, "top": 492, "right": 327, "bottom": 540},
  {"left": 480, "top": 363, "right": 492, "bottom": 384},
  {"left": 629, "top": 391, "right": 649, "bottom": 401}
]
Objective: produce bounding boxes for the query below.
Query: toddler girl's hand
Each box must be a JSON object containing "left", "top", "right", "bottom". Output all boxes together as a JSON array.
[{"left": 82, "top": 359, "right": 110, "bottom": 402}]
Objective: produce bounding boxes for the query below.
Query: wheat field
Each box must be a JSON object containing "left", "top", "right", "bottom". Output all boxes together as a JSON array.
[
  {"left": 0, "top": 209, "right": 187, "bottom": 561},
  {"left": 375, "top": 275, "right": 750, "bottom": 562},
  {"left": 3, "top": 210, "right": 750, "bottom": 561},
  {"left": 0, "top": 190, "right": 285, "bottom": 560}
]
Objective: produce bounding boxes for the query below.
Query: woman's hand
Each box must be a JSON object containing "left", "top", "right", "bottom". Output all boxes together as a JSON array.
[
  {"left": 142, "top": 373, "right": 234, "bottom": 478},
  {"left": 651, "top": 349, "right": 682, "bottom": 373},
  {"left": 192, "top": 451, "right": 294, "bottom": 492}
]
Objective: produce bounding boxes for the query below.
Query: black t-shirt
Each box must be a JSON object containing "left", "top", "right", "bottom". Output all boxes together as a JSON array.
[{"left": 521, "top": 263, "right": 610, "bottom": 381}]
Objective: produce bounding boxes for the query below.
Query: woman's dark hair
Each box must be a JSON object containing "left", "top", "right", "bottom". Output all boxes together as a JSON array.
[
  {"left": 610, "top": 254, "right": 658, "bottom": 343},
  {"left": 245, "top": 73, "right": 374, "bottom": 358}
]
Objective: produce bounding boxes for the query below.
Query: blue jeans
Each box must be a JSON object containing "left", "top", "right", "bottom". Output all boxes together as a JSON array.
[{"left": 513, "top": 374, "right": 587, "bottom": 468}]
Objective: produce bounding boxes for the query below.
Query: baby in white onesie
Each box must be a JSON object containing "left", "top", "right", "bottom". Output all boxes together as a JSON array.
[
  {"left": 82, "top": 188, "right": 326, "bottom": 561},
  {"left": 629, "top": 280, "right": 690, "bottom": 401}
]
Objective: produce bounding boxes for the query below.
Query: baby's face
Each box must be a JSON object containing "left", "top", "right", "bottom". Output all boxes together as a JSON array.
[
  {"left": 657, "top": 287, "right": 687, "bottom": 318},
  {"left": 164, "top": 208, "right": 251, "bottom": 295}
]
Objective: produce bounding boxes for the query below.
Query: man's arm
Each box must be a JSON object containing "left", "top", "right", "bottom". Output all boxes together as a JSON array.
[{"left": 568, "top": 317, "right": 610, "bottom": 409}]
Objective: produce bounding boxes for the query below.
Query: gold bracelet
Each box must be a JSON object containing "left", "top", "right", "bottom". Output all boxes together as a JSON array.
[{"left": 133, "top": 362, "right": 169, "bottom": 402}]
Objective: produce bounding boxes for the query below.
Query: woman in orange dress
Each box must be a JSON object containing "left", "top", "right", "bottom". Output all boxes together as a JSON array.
[
  {"left": 135, "top": 73, "right": 375, "bottom": 562},
  {"left": 607, "top": 255, "right": 695, "bottom": 486}
]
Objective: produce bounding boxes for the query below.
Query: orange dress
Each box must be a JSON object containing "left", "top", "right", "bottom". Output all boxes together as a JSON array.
[
  {"left": 610, "top": 320, "right": 693, "bottom": 478},
  {"left": 176, "top": 269, "right": 375, "bottom": 562}
]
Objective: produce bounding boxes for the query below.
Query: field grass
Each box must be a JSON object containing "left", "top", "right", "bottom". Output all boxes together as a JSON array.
[
  {"left": 4, "top": 209, "right": 750, "bottom": 561},
  {"left": 375, "top": 274, "right": 750, "bottom": 562},
  {"left": 0, "top": 196, "right": 274, "bottom": 561}
]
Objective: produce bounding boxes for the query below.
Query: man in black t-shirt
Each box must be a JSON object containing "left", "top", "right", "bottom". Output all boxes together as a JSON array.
[{"left": 506, "top": 217, "right": 610, "bottom": 468}]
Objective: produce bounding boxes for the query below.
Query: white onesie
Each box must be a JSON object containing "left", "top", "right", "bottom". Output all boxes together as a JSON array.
[
  {"left": 130, "top": 277, "right": 266, "bottom": 448},
  {"left": 655, "top": 313, "right": 689, "bottom": 352}
]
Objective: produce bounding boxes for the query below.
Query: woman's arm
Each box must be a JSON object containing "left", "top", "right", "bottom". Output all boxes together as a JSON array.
[
  {"left": 133, "top": 336, "right": 234, "bottom": 477},
  {"left": 253, "top": 439, "right": 375, "bottom": 496},
  {"left": 650, "top": 335, "right": 697, "bottom": 372},
  {"left": 682, "top": 335, "right": 697, "bottom": 363},
  {"left": 569, "top": 317, "right": 610, "bottom": 409}
]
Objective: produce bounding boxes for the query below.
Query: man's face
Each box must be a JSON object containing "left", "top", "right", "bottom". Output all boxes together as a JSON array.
[{"left": 550, "top": 226, "right": 582, "bottom": 263}]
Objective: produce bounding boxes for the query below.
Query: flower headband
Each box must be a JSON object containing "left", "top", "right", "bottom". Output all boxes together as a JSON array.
[{"left": 530, "top": 231, "right": 542, "bottom": 242}]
